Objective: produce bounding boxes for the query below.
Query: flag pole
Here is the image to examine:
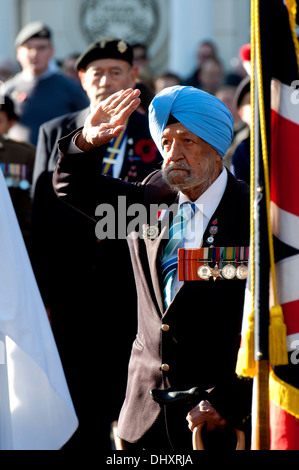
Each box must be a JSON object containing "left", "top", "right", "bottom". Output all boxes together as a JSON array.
[{"left": 252, "top": 0, "right": 272, "bottom": 450}]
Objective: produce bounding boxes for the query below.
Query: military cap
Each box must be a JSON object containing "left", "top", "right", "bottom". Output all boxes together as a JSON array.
[
  {"left": 15, "top": 21, "right": 52, "bottom": 48},
  {"left": 75, "top": 36, "right": 133, "bottom": 70},
  {"left": 0, "top": 96, "right": 18, "bottom": 121}
]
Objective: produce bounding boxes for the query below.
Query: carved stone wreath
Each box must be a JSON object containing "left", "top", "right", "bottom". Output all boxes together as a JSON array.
[{"left": 80, "top": 0, "right": 159, "bottom": 46}]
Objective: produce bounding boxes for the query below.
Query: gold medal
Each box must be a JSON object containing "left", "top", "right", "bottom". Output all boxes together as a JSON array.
[
  {"left": 197, "top": 264, "right": 212, "bottom": 280},
  {"left": 222, "top": 263, "right": 236, "bottom": 280},
  {"left": 236, "top": 264, "right": 248, "bottom": 280}
]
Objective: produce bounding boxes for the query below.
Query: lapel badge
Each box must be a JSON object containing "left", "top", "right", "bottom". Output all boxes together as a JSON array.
[
  {"left": 209, "top": 225, "right": 218, "bottom": 235},
  {"left": 156, "top": 209, "right": 170, "bottom": 221},
  {"left": 143, "top": 225, "right": 159, "bottom": 240}
]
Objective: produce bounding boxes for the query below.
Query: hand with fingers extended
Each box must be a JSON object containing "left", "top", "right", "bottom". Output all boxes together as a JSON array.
[
  {"left": 186, "top": 400, "right": 228, "bottom": 433},
  {"left": 76, "top": 88, "right": 141, "bottom": 151}
]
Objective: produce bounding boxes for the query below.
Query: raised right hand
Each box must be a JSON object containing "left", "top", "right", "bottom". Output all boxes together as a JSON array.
[{"left": 77, "top": 88, "right": 141, "bottom": 150}]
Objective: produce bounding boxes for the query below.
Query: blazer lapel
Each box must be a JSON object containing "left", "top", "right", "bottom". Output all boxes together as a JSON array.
[
  {"left": 143, "top": 199, "right": 178, "bottom": 315},
  {"left": 143, "top": 223, "right": 167, "bottom": 315}
]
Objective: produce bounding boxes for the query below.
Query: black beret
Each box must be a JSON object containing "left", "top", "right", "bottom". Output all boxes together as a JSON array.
[
  {"left": 75, "top": 36, "right": 133, "bottom": 70},
  {"left": 15, "top": 21, "right": 52, "bottom": 48}
]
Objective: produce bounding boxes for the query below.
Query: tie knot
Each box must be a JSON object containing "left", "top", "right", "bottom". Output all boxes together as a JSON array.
[{"left": 179, "top": 202, "right": 196, "bottom": 220}]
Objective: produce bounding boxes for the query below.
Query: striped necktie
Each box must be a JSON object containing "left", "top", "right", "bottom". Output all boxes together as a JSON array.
[{"left": 161, "top": 202, "right": 196, "bottom": 308}]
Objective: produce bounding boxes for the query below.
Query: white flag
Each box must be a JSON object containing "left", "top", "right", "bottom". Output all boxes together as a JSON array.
[{"left": 0, "top": 169, "right": 78, "bottom": 449}]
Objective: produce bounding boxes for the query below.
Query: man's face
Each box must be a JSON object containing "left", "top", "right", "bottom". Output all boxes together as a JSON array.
[
  {"left": 161, "top": 122, "right": 222, "bottom": 199},
  {"left": 16, "top": 38, "right": 54, "bottom": 76},
  {"left": 78, "top": 58, "right": 138, "bottom": 107}
]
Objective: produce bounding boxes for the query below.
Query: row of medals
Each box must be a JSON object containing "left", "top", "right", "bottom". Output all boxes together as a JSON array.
[
  {"left": 197, "top": 261, "right": 248, "bottom": 281},
  {"left": 5, "top": 177, "right": 30, "bottom": 190},
  {"left": 197, "top": 219, "right": 248, "bottom": 281}
]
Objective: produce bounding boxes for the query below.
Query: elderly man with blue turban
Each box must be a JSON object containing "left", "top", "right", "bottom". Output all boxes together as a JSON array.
[{"left": 53, "top": 86, "right": 252, "bottom": 450}]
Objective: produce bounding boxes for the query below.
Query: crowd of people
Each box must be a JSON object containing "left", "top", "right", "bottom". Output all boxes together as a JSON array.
[{"left": 0, "top": 20, "right": 253, "bottom": 451}]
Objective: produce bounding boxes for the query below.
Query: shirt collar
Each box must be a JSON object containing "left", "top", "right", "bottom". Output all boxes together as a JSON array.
[{"left": 178, "top": 167, "right": 228, "bottom": 219}]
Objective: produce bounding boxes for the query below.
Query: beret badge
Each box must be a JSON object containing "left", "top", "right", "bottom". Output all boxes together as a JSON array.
[{"left": 117, "top": 40, "right": 128, "bottom": 54}]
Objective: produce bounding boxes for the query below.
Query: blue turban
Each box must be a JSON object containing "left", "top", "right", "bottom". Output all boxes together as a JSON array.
[{"left": 148, "top": 85, "right": 234, "bottom": 158}]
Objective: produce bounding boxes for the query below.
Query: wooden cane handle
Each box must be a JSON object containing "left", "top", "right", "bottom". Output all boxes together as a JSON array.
[
  {"left": 192, "top": 423, "right": 245, "bottom": 450},
  {"left": 192, "top": 423, "right": 205, "bottom": 450}
]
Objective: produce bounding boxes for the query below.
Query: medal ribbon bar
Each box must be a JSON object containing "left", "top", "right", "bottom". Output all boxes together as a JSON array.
[{"left": 177, "top": 246, "right": 249, "bottom": 281}]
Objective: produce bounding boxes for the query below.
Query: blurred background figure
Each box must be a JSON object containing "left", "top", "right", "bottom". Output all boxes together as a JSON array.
[
  {"left": 154, "top": 71, "right": 182, "bottom": 94},
  {"left": 61, "top": 52, "right": 81, "bottom": 82},
  {"left": 183, "top": 39, "right": 218, "bottom": 88},
  {"left": 136, "top": 81, "right": 155, "bottom": 114},
  {"left": 222, "top": 75, "right": 250, "bottom": 175},
  {"left": 2, "top": 21, "right": 89, "bottom": 145},
  {"left": 0, "top": 95, "right": 35, "bottom": 254},
  {"left": 197, "top": 57, "right": 224, "bottom": 94},
  {"left": 239, "top": 43, "right": 251, "bottom": 77},
  {"left": 230, "top": 75, "right": 251, "bottom": 183},
  {"left": 0, "top": 58, "right": 15, "bottom": 82},
  {"left": 132, "top": 43, "right": 154, "bottom": 91}
]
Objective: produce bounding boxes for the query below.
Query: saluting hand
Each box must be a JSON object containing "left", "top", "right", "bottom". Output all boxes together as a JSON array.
[{"left": 76, "top": 88, "right": 141, "bottom": 151}]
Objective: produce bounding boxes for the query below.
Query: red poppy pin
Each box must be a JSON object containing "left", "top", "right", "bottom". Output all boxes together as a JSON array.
[{"left": 134, "top": 139, "right": 157, "bottom": 163}]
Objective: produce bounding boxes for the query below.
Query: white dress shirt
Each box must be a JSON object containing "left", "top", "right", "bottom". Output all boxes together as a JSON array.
[{"left": 170, "top": 167, "right": 228, "bottom": 300}]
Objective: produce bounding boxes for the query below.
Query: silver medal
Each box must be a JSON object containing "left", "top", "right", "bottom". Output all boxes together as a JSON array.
[
  {"left": 236, "top": 264, "right": 248, "bottom": 280},
  {"left": 197, "top": 264, "right": 212, "bottom": 280},
  {"left": 221, "top": 263, "right": 236, "bottom": 280}
]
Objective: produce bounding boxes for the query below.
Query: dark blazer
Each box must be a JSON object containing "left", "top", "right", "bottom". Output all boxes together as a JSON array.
[
  {"left": 32, "top": 107, "right": 90, "bottom": 191},
  {"left": 54, "top": 132, "right": 252, "bottom": 445}
]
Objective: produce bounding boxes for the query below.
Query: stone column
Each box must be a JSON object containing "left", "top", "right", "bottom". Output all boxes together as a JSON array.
[
  {"left": 168, "top": 0, "right": 214, "bottom": 80},
  {"left": 0, "top": 0, "right": 19, "bottom": 64}
]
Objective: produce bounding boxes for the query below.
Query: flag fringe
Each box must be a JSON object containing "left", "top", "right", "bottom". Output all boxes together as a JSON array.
[
  {"left": 285, "top": 0, "right": 299, "bottom": 72},
  {"left": 235, "top": 311, "right": 256, "bottom": 378},
  {"left": 269, "top": 305, "right": 289, "bottom": 366},
  {"left": 270, "top": 370, "right": 299, "bottom": 420}
]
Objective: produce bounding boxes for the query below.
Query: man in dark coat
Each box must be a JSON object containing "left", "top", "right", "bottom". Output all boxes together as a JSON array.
[
  {"left": 53, "top": 86, "right": 252, "bottom": 451},
  {"left": 31, "top": 38, "right": 161, "bottom": 451}
]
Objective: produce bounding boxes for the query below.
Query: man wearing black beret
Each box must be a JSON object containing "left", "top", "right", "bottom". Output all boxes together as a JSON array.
[{"left": 30, "top": 36, "right": 161, "bottom": 451}]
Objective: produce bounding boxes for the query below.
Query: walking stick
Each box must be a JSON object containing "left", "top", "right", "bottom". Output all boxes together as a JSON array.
[{"left": 151, "top": 388, "right": 246, "bottom": 450}]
